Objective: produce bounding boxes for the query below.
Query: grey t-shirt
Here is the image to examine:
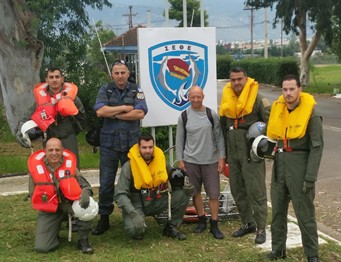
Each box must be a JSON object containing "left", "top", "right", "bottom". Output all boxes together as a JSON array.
[{"left": 176, "top": 107, "right": 225, "bottom": 164}]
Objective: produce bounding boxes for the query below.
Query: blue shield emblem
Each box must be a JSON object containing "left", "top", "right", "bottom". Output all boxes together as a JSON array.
[{"left": 148, "top": 40, "right": 208, "bottom": 111}]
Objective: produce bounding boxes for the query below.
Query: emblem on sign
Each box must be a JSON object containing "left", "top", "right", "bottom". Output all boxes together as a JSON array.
[{"left": 148, "top": 40, "right": 208, "bottom": 111}]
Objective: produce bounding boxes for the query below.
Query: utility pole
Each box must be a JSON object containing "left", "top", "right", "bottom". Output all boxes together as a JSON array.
[
  {"left": 122, "top": 5, "right": 137, "bottom": 29},
  {"left": 264, "top": 7, "right": 268, "bottom": 58},
  {"left": 244, "top": 6, "right": 254, "bottom": 58}
]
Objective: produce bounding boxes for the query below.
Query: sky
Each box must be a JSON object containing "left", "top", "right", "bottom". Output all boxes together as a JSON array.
[{"left": 87, "top": 0, "right": 298, "bottom": 43}]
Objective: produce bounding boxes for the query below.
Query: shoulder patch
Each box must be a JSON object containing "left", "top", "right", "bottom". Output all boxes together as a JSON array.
[
  {"left": 136, "top": 92, "right": 145, "bottom": 100},
  {"left": 262, "top": 97, "right": 271, "bottom": 108}
]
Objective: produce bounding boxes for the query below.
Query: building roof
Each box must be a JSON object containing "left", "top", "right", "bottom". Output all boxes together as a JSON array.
[{"left": 102, "top": 24, "right": 145, "bottom": 53}]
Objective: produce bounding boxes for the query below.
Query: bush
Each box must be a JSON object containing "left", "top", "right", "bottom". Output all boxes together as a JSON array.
[
  {"left": 216, "top": 55, "right": 234, "bottom": 79},
  {"left": 231, "top": 57, "right": 299, "bottom": 86}
]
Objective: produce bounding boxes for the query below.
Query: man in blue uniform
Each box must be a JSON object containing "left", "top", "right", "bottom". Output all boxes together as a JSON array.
[{"left": 92, "top": 60, "right": 148, "bottom": 235}]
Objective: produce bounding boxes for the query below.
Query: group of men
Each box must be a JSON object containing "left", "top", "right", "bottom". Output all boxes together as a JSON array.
[{"left": 16, "top": 62, "right": 323, "bottom": 262}]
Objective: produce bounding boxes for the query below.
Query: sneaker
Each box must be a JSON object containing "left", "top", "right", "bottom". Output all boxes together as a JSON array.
[
  {"left": 162, "top": 223, "right": 186, "bottom": 240},
  {"left": 255, "top": 229, "right": 266, "bottom": 244},
  {"left": 267, "top": 250, "right": 286, "bottom": 260},
  {"left": 77, "top": 239, "right": 94, "bottom": 254},
  {"left": 193, "top": 215, "right": 207, "bottom": 233},
  {"left": 232, "top": 223, "right": 256, "bottom": 237},
  {"left": 92, "top": 215, "right": 110, "bottom": 235},
  {"left": 307, "top": 256, "right": 319, "bottom": 262}
]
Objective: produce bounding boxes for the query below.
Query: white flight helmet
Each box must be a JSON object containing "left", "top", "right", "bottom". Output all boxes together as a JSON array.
[
  {"left": 251, "top": 135, "right": 277, "bottom": 161},
  {"left": 72, "top": 197, "right": 99, "bottom": 221},
  {"left": 246, "top": 121, "right": 266, "bottom": 142},
  {"left": 20, "top": 120, "right": 40, "bottom": 147}
]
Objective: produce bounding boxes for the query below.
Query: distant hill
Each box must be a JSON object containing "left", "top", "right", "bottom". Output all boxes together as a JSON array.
[{"left": 87, "top": 0, "right": 284, "bottom": 43}]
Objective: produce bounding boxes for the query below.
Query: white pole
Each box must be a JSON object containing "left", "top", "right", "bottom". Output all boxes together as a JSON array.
[
  {"left": 168, "top": 126, "right": 174, "bottom": 166},
  {"left": 92, "top": 18, "right": 111, "bottom": 77},
  {"left": 264, "top": 7, "right": 268, "bottom": 58},
  {"left": 200, "top": 0, "right": 204, "bottom": 27},
  {"left": 147, "top": 10, "right": 152, "bottom": 27},
  {"left": 190, "top": 9, "right": 195, "bottom": 27},
  {"left": 183, "top": 0, "right": 187, "bottom": 27},
  {"left": 164, "top": 0, "right": 169, "bottom": 27}
]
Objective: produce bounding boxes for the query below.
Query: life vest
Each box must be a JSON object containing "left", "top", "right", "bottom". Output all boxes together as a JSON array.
[
  {"left": 28, "top": 149, "right": 82, "bottom": 213},
  {"left": 31, "top": 82, "right": 79, "bottom": 131}
]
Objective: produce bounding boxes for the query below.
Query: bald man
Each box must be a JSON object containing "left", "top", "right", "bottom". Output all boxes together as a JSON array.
[
  {"left": 28, "top": 138, "right": 94, "bottom": 254},
  {"left": 176, "top": 86, "right": 226, "bottom": 239}
]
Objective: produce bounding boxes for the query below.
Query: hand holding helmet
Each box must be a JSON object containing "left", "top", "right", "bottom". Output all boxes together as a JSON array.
[
  {"left": 79, "top": 188, "right": 91, "bottom": 209},
  {"left": 72, "top": 197, "right": 98, "bottom": 221}
]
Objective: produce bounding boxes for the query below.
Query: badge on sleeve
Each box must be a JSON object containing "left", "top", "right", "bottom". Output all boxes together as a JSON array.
[{"left": 136, "top": 92, "right": 145, "bottom": 100}]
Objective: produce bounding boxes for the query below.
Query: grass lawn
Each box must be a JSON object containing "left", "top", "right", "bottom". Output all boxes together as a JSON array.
[
  {"left": 1, "top": 190, "right": 341, "bottom": 262},
  {"left": 308, "top": 64, "right": 341, "bottom": 94}
]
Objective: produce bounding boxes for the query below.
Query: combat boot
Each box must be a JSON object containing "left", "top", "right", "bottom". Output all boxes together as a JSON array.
[
  {"left": 267, "top": 250, "right": 287, "bottom": 260},
  {"left": 307, "top": 256, "right": 319, "bottom": 262},
  {"left": 77, "top": 238, "right": 94, "bottom": 254},
  {"left": 92, "top": 215, "right": 110, "bottom": 235},
  {"left": 255, "top": 228, "right": 266, "bottom": 244},
  {"left": 232, "top": 223, "right": 256, "bottom": 237},
  {"left": 162, "top": 223, "right": 186, "bottom": 240}
]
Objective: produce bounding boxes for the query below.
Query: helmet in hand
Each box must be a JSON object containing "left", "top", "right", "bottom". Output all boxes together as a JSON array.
[
  {"left": 246, "top": 121, "right": 266, "bottom": 142},
  {"left": 20, "top": 120, "right": 43, "bottom": 147},
  {"left": 251, "top": 135, "right": 277, "bottom": 161},
  {"left": 72, "top": 196, "right": 98, "bottom": 221}
]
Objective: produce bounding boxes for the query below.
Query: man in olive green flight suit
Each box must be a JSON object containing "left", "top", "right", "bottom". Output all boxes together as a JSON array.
[
  {"left": 266, "top": 75, "right": 323, "bottom": 262},
  {"left": 219, "top": 67, "right": 270, "bottom": 245}
]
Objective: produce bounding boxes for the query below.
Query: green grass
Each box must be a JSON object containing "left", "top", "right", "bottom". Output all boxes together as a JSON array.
[
  {"left": 1, "top": 191, "right": 340, "bottom": 262},
  {"left": 308, "top": 65, "right": 341, "bottom": 94}
]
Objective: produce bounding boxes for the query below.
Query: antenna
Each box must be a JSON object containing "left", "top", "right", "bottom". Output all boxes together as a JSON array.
[{"left": 92, "top": 18, "right": 111, "bottom": 77}]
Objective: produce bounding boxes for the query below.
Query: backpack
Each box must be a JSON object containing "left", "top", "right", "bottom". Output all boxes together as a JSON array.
[{"left": 181, "top": 107, "right": 214, "bottom": 139}]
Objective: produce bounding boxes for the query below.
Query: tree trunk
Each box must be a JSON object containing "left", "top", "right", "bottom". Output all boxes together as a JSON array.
[
  {"left": 296, "top": 8, "right": 321, "bottom": 87},
  {"left": 0, "top": 0, "right": 43, "bottom": 134}
]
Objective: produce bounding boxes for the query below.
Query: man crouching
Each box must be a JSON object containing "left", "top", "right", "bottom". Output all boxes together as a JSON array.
[
  {"left": 28, "top": 138, "right": 96, "bottom": 254},
  {"left": 115, "top": 134, "right": 191, "bottom": 240}
]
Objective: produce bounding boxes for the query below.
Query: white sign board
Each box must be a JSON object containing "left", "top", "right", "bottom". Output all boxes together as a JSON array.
[{"left": 138, "top": 27, "right": 217, "bottom": 127}]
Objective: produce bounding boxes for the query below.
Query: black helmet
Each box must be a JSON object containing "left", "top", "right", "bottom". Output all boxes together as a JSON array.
[{"left": 86, "top": 128, "right": 100, "bottom": 147}]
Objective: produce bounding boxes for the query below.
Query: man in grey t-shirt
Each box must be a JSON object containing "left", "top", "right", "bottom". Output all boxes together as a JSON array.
[{"left": 176, "top": 86, "right": 226, "bottom": 239}]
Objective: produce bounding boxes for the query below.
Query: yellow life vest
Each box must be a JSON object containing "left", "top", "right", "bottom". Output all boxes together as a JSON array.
[
  {"left": 267, "top": 92, "right": 316, "bottom": 140},
  {"left": 219, "top": 77, "right": 258, "bottom": 119},
  {"left": 128, "top": 144, "right": 168, "bottom": 190}
]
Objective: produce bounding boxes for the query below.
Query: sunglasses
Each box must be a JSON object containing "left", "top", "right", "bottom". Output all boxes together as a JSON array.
[{"left": 112, "top": 60, "right": 127, "bottom": 66}]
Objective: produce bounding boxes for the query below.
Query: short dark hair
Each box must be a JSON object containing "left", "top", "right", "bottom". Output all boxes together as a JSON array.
[
  {"left": 229, "top": 66, "right": 247, "bottom": 77},
  {"left": 282, "top": 74, "right": 301, "bottom": 87},
  {"left": 45, "top": 67, "right": 63, "bottom": 77},
  {"left": 138, "top": 134, "right": 154, "bottom": 145}
]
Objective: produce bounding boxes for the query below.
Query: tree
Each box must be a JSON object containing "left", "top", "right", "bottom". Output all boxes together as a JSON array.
[
  {"left": 0, "top": 0, "right": 111, "bottom": 134},
  {"left": 245, "top": 0, "right": 341, "bottom": 86},
  {"left": 168, "top": 0, "right": 209, "bottom": 27}
]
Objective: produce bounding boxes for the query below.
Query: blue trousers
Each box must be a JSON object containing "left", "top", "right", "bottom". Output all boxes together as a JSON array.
[{"left": 98, "top": 146, "right": 129, "bottom": 215}]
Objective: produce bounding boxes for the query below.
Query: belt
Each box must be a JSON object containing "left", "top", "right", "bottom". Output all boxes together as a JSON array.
[{"left": 275, "top": 147, "right": 309, "bottom": 153}]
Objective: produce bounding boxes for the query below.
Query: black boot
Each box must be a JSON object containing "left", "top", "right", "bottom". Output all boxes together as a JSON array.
[
  {"left": 77, "top": 239, "right": 94, "bottom": 254},
  {"left": 92, "top": 215, "right": 110, "bottom": 235},
  {"left": 209, "top": 219, "right": 224, "bottom": 239},
  {"left": 307, "top": 256, "right": 319, "bottom": 262},
  {"left": 193, "top": 215, "right": 207, "bottom": 233},
  {"left": 232, "top": 223, "right": 256, "bottom": 237},
  {"left": 266, "top": 250, "right": 286, "bottom": 260},
  {"left": 162, "top": 223, "right": 186, "bottom": 240}
]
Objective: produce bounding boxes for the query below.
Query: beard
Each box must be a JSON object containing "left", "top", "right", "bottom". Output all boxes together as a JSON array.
[{"left": 142, "top": 154, "right": 154, "bottom": 162}]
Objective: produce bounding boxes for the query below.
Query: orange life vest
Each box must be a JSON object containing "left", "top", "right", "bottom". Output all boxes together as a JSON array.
[
  {"left": 28, "top": 149, "right": 82, "bottom": 213},
  {"left": 31, "top": 82, "right": 79, "bottom": 131}
]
